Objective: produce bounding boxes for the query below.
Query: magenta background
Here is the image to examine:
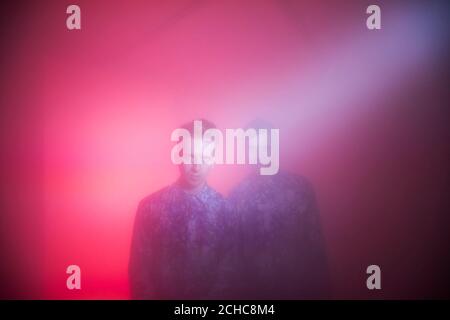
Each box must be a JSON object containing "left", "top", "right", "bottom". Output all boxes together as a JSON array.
[{"left": 0, "top": 0, "right": 449, "bottom": 299}]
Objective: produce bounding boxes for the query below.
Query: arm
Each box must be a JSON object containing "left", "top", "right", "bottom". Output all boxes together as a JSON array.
[
  {"left": 128, "top": 199, "right": 158, "bottom": 299},
  {"left": 301, "top": 181, "right": 331, "bottom": 298}
]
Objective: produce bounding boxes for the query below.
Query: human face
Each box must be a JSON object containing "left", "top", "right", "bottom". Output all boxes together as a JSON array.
[{"left": 179, "top": 138, "right": 214, "bottom": 191}]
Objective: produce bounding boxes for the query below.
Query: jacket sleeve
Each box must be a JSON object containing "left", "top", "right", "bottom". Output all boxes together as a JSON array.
[
  {"left": 301, "top": 181, "right": 332, "bottom": 298},
  {"left": 128, "top": 198, "right": 158, "bottom": 299}
]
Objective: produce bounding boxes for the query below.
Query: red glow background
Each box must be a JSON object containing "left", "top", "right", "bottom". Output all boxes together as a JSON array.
[{"left": 0, "top": 0, "right": 449, "bottom": 299}]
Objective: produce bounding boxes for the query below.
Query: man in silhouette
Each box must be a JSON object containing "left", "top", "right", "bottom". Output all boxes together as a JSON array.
[{"left": 228, "top": 120, "right": 330, "bottom": 299}]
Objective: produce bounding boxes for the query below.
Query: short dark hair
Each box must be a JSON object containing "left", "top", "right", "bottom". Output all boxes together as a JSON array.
[
  {"left": 180, "top": 118, "right": 216, "bottom": 135},
  {"left": 245, "top": 118, "right": 274, "bottom": 130}
]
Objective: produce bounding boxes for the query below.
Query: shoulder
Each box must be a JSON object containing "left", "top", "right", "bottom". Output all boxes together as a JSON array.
[
  {"left": 227, "top": 174, "right": 258, "bottom": 199},
  {"left": 228, "top": 172, "right": 316, "bottom": 204},
  {"left": 282, "top": 173, "right": 315, "bottom": 193},
  {"left": 136, "top": 185, "right": 176, "bottom": 216},
  {"left": 274, "top": 173, "right": 317, "bottom": 205}
]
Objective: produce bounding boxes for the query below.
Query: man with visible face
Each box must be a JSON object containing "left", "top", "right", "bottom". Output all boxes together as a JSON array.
[
  {"left": 129, "top": 119, "right": 230, "bottom": 299},
  {"left": 178, "top": 137, "right": 214, "bottom": 193}
]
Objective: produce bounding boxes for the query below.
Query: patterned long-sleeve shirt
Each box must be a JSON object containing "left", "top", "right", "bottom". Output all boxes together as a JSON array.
[
  {"left": 129, "top": 182, "right": 231, "bottom": 299},
  {"left": 228, "top": 172, "right": 331, "bottom": 299}
]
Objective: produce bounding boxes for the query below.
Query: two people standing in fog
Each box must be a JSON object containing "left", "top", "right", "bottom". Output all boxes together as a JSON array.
[{"left": 129, "top": 119, "right": 330, "bottom": 299}]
